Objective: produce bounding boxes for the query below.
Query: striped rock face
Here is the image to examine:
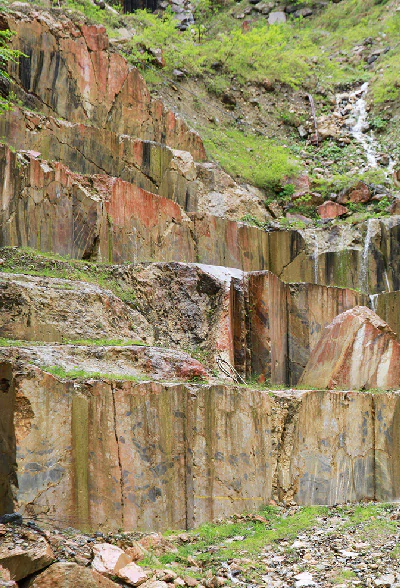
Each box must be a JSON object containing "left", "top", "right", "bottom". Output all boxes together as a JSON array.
[{"left": 299, "top": 306, "right": 400, "bottom": 390}]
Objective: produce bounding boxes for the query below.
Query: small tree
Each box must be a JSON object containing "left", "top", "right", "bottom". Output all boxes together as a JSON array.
[
  {"left": 0, "top": 28, "right": 25, "bottom": 113},
  {"left": 191, "top": 0, "right": 214, "bottom": 43}
]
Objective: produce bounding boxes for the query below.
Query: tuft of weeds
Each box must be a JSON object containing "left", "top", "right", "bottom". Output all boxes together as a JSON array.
[{"left": 42, "top": 365, "right": 143, "bottom": 381}]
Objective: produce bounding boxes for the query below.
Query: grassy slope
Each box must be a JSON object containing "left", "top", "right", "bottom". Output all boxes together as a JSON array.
[{"left": 135, "top": 503, "right": 400, "bottom": 583}]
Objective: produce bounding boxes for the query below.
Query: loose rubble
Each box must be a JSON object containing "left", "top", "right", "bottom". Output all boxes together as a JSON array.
[{"left": 1, "top": 504, "right": 400, "bottom": 587}]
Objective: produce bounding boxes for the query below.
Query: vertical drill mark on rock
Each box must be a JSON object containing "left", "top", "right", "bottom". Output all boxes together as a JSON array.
[
  {"left": 71, "top": 392, "right": 90, "bottom": 531},
  {"left": 372, "top": 394, "right": 376, "bottom": 501},
  {"left": 112, "top": 384, "right": 125, "bottom": 528}
]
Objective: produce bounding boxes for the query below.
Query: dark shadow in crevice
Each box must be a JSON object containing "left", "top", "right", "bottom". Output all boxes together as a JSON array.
[{"left": 0, "top": 362, "right": 17, "bottom": 516}]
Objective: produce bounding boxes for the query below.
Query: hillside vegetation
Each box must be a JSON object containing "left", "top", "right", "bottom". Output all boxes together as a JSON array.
[{"left": 53, "top": 0, "right": 400, "bottom": 226}]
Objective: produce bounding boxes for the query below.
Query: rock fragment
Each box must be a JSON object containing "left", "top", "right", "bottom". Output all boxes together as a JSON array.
[
  {"left": 27, "top": 562, "right": 120, "bottom": 587},
  {"left": 92, "top": 543, "right": 132, "bottom": 575},
  {"left": 0, "top": 539, "right": 54, "bottom": 582},
  {"left": 299, "top": 306, "right": 400, "bottom": 389}
]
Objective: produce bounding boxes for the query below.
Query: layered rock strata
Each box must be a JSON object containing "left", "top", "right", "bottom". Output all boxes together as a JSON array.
[
  {"left": 0, "top": 3, "right": 399, "bottom": 536},
  {"left": 0, "top": 264, "right": 372, "bottom": 385},
  {"left": 0, "top": 8, "right": 399, "bottom": 293}
]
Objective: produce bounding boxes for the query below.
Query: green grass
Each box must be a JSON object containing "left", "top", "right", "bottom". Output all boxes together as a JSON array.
[
  {"left": 136, "top": 502, "right": 400, "bottom": 581},
  {"left": 64, "top": 0, "right": 123, "bottom": 33},
  {"left": 62, "top": 338, "right": 145, "bottom": 347},
  {"left": 201, "top": 125, "right": 300, "bottom": 191},
  {"left": 0, "top": 337, "right": 39, "bottom": 347},
  {"left": 0, "top": 336, "right": 146, "bottom": 348},
  {"left": 332, "top": 570, "right": 357, "bottom": 584},
  {"left": 0, "top": 247, "right": 138, "bottom": 306},
  {"left": 42, "top": 365, "right": 142, "bottom": 382},
  {"left": 140, "top": 505, "right": 328, "bottom": 570}
]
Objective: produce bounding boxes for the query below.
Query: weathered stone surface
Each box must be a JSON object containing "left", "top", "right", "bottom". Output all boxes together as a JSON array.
[
  {"left": 245, "top": 272, "right": 366, "bottom": 384},
  {"left": 0, "top": 261, "right": 373, "bottom": 383},
  {"left": 92, "top": 543, "right": 132, "bottom": 575},
  {"left": 7, "top": 9, "right": 206, "bottom": 160},
  {"left": 279, "top": 217, "right": 400, "bottom": 295},
  {"left": 192, "top": 214, "right": 304, "bottom": 273},
  {"left": 123, "top": 263, "right": 244, "bottom": 366},
  {"left": 291, "top": 391, "right": 375, "bottom": 505},
  {"left": 27, "top": 562, "right": 120, "bottom": 587},
  {"left": 0, "top": 344, "right": 208, "bottom": 381},
  {"left": 299, "top": 307, "right": 400, "bottom": 389},
  {"left": 0, "top": 145, "right": 196, "bottom": 265},
  {"left": 117, "top": 562, "right": 149, "bottom": 586},
  {"left": 2, "top": 363, "right": 399, "bottom": 531},
  {"left": 0, "top": 536, "right": 54, "bottom": 581},
  {"left": 193, "top": 162, "right": 269, "bottom": 222},
  {"left": 317, "top": 200, "right": 347, "bottom": 219},
  {"left": 369, "top": 291, "right": 400, "bottom": 341},
  {"left": 337, "top": 181, "right": 371, "bottom": 204},
  {"left": 0, "top": 142, "right": 302, "bottom": 269},
  {"left": 0, "top": 272, "right": 148, "bottom": 343},
  {"left": 285, "top": 282, "right": 367, "bottom": 384}
]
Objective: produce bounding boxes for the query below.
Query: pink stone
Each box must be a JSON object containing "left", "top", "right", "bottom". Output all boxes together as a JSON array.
[
  {"left": 92, "top": 544, "right": 132, "bottom": 575},
  {"left": 317, "top": 200, "right": 347, "bottom": 219},
  {"left": 299, "top": 306, "right": 400, "bottom": 390},
  {"left": 117, "top": 562, "right": 149, "bottom": 586}
]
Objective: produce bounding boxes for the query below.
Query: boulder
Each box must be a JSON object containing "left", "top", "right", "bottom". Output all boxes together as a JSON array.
[
  {"left": 268, "top": 11, "right": 286, "bottom": 24},
  {"left": 293, "top": 8, "right": 313, "bottom": 18},
  {"left": 125, "top": 542, "right": 147, "bottom": 562},
  {"left": 298, "top": 306, "right": 400, "bottom": 390},
  {"left": 0, "top": 539, "right": 54, "bottom": 581},
  {"left": 27, "top": 562, "right": 120, "bottom": 587},
  {"left": 253, "top": 2, "right": 274, "bottom": 14},
  {"left": 337, "top": 181, "right": 371, "bottom": 204},
  {"left": 317, "top": 201, "right": 347, "bottom": 219},
  {"left": 117, "top": 562, "right": 149, "bottom": 586},
  {"left": 92, "top": 543, "right": 132, "bottom": 575}
]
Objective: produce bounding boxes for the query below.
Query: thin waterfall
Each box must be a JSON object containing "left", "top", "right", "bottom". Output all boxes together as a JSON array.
[
  {"left": 369, "top": 293, "right": 379, "bottom": 313},
  {"left": 383, "top": 269, "right": 391, "bottom": 293},
  {"left": 312, "top": 229, "right": 319, "bottom": 284},
  {"left": 336, "top": 83, "right": 395, "bottom": 173},
  {"left": 360, "top": 219, "right": 374, "bottom": 293}
]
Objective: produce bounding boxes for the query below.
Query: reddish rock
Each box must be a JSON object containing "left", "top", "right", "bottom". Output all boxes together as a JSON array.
[
  {"left": 27, "top": 562, "right": 120, "bottom": 587},
  {"left": 286, "top": 173, "right": 310, "bottom": 198},
  {"left": 317, "top": 200, "right": 347, "bottom": 219},
  {"left": 0, "top": 538, "right": 54, "bottom": 581},
  {"left": 117, "top": 562, "right": 148, "bottom": 586},
  {"left": 0, "top": 564, "right": 16, "bottom": 587},
  {"left": 7, "top": 11, "right": 206, "bottom": 161},
  {"left": 125, "top": 543, "right": 147, "bottom": 563},
  {"left": 299, "top": 306, "right": 400, "bottom": 390},
  {"left": 337, "top": 181, "right": 371, "bottom": 204}
]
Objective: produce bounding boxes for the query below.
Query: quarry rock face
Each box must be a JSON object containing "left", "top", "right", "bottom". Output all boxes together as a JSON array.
[
  {"left": 299, "top": 307, "right": 400, "bottom": 389},
  {"left": 1, "top": 364, "right": 399, "bottom": 531},
  {"left": 0, "top": 4, "right": 399, "bottom": 536},
  {"left": 0, "top": 272, "right": 149, "bottom": 343},
  {"left": 6, "top": 9, "right": 206, "bottom": 160}
]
